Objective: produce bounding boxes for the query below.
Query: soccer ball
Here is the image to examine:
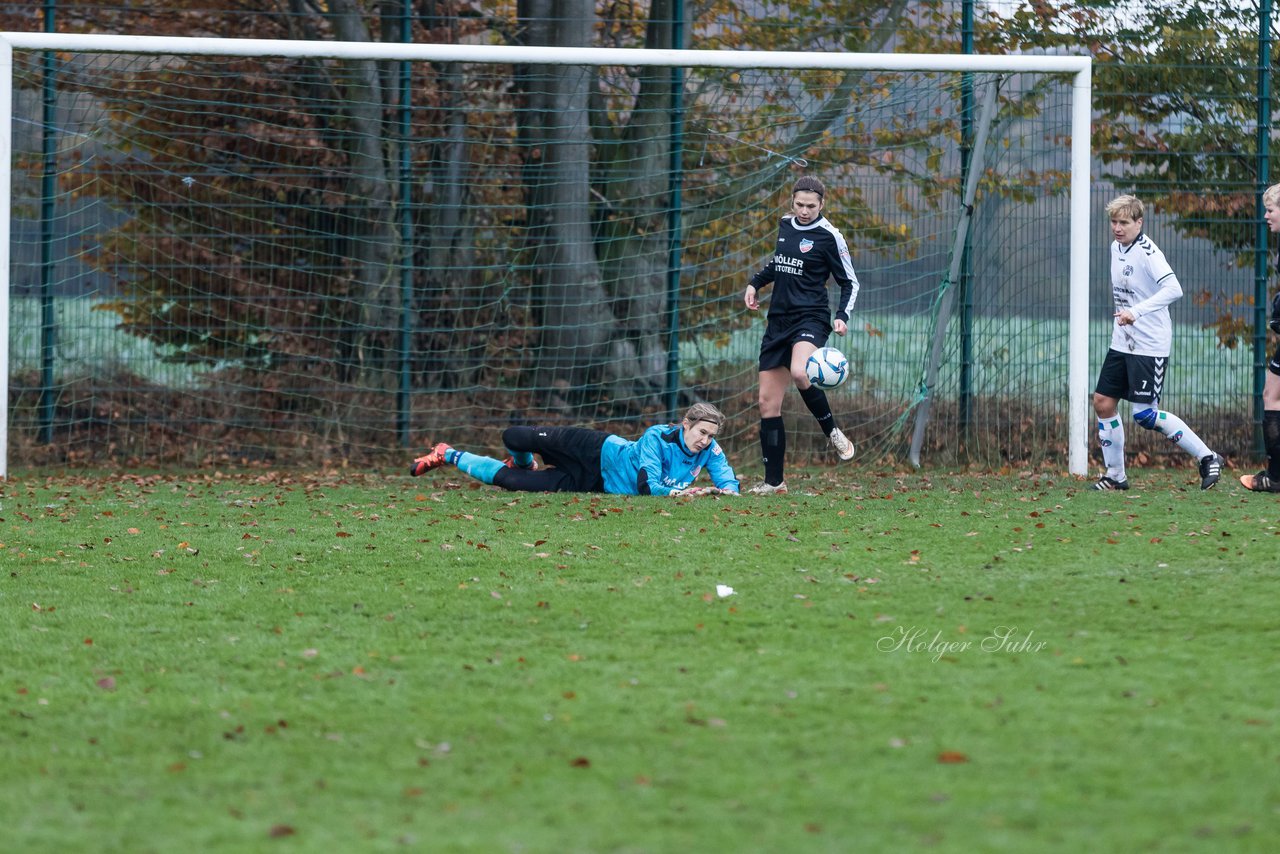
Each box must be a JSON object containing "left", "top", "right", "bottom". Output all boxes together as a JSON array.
[{"left": 804, "top": 346, "right": 849, "bottom": 389}]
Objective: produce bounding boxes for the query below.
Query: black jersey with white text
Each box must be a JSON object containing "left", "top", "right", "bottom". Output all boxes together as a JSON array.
[{"left": 749, "top": 214, "right": 860, "bottom": 322}]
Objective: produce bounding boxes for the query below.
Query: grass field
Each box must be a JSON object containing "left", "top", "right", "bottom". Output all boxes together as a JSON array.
[{"left": 3, "top": 467, "right": 1279, "bottom": 853}]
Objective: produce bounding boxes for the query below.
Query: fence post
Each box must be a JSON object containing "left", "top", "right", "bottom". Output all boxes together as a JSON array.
[
  {"left": 958, "top": 0, "right": 975, "bottom": 455},
  {"left": 39, "top": 0, "right": 59, "bottom": 444},
  {"left": 664, "top": 0, "right": 687, "bottom": 422},
  {"left": 1255, "top": 0, "right": 1274, "bottom": 459},
  {"left": 397, "top": 0, "right": 413, "bottom": 448}
]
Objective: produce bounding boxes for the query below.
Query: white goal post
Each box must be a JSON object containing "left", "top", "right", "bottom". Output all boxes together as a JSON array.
[{"left": 0, "top": 33, "right": 1093, "bottom": 479}]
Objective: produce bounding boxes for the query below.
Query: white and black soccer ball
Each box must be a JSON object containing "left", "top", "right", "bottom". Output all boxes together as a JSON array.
[{"left": 804, "top": 346, "right": 849, "bottom": 390}]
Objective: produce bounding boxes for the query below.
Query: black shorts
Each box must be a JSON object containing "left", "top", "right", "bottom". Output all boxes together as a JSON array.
[
  {"left": 758, "top": 313, "right": 831, "bottom": 372},
  {"left": 500, "top": 426, "right": 608, "bottom": 492},
  {"left": 1094, "top": 349, "right": 1165, "bottom": 407}
]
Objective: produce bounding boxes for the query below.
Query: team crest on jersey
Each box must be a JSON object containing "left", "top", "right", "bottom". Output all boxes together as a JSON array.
[
  {"left": 799, "top": 238, "right": 814, "bottom": 253},
  {"left": 1123, "top": 265, "right": 1133, "bottom": 277}
]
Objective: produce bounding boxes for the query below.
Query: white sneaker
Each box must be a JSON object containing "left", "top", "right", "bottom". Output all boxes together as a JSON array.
[
  {"left": 748, "top": 481, "right": 788, "bottom": 495},
  {"left": 829, "top": 428, "right": 855, "bottom": 461}
]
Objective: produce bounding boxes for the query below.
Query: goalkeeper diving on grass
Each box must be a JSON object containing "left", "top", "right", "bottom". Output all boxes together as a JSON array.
[{"left": 409, "top": 402, "right": 740, "bottom": 496}]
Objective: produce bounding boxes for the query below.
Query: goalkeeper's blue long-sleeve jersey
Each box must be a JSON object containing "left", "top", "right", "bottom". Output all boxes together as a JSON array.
[{"left": 600, "top": 424, "right": 739, "bottom": 496}]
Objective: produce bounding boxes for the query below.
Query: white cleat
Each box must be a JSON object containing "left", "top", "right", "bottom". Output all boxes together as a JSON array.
[
  {"left": 748, "top": 481, "right": 788, "bottom": 495},
  {"left": 829, "top": 428, "right": 855, "bottom": 461}
]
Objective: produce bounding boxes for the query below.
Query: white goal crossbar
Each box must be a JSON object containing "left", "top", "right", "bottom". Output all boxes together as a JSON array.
[{"left": 0, "top": 33, "right": 1093, "bottom": 479}]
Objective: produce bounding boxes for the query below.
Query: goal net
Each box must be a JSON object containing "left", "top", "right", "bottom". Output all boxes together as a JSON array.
[{"left": 2, "top": 34, "right": 1091, "bottom": 477}]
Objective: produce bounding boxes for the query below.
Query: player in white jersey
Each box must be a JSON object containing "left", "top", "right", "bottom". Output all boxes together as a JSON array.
[
  {"left": 1241, "top": 182, "right": 1280, "bottom": 493},
  {"left": 1092, "top": 195, "right": 1223, "bottom": 491}
]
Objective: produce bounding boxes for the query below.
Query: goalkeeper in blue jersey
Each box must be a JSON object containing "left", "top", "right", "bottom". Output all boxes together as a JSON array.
[{"left": 409, "top": 402, "right": 740, "bottom": 496}]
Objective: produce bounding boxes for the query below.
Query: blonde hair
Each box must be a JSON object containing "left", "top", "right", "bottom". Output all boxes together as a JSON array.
[
  {"left": 1105, "top": 194, "right": 1144, "bottom": 221},
  {"left": 1264, "top": 183, "right": 1280, "bottom": 209},
  {"left": 683, "top": 402, "right": 725, "bottom": 427}
]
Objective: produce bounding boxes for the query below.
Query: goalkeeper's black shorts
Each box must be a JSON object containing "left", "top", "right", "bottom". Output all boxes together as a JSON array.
[{"left": 499, "top": 426, "right": 609, "bottom": 492}]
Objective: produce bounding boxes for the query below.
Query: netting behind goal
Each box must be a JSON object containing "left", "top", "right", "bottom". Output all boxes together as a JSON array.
[{"left": 7, "top": 39, "right": 1082, "bottom": 472}]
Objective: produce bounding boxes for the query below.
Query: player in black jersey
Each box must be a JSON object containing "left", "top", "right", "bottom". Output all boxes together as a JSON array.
[{"left": 743, "top": 176, "right": 860, "bottom": 494}]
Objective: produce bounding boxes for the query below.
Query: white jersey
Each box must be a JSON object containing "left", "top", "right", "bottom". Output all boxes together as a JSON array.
[{"left": 1109, "top": 232, "right": 1181, "bottom": 357}]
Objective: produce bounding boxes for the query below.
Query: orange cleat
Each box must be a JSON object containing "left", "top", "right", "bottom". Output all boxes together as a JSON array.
[{"left": 409, "top": 442, "right": 452, "bottom": 477}]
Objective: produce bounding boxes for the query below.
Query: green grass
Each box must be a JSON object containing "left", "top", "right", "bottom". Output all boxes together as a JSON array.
[{"left": 3, "top": 468, "right": 1279, "bottom": 853}]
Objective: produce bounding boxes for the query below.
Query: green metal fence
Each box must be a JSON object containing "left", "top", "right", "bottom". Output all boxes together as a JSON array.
[{"left": 5, "top": 0, "right": 1278, "bottom": 474}]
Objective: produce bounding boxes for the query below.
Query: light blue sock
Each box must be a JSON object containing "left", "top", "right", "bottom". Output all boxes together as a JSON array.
[
  {"left": 506, "top": 448, "right": 534, "bottom": 468},
  {"left": 452, "top": 451, "right": 504, "bottom": 485}
]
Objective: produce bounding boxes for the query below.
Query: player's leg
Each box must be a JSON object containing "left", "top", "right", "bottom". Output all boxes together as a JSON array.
[
  {"left": 1263, "top": 368, "right": 1280, "bottom": 478},
  {"left": 492, "top": 466, "right": 575, "bottom": 493},
  {"left": 752, "top": 321, "right": 794, "bottom": 493},
  {"left": 502, "top": 426, "right": 610, "bottom": 492},
  {"left": 409, "top": 442, "right": 506, "bottom": 484},
  {"left": 413, "top": 430, "right": 596, "bottom": 493},
  {"left": 499, "top": 432, "right": 538, "bottom": 470},
  {"left": 1126, "top": 356, "right": 1222, "bottom": 489},
  {"left": 1092, "top": 350, "right": 1129, "bottom": 489},
  {"left": 789, "top": 336, "right": 854, "bottom": 461},
  {"left": 753, "top": 367, "right": 791, "bottom": 492},
  {"left": 1242, "top": 356, "right": 1280, "bottom": 492},
  {"left": 500, "top": 426, "right": 543, "bottom": 470}
]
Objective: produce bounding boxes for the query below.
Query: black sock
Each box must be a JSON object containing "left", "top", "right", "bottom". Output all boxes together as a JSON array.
[
  {"left": 1265, "top": 411, "right": 1280, "bottom": 478},
  {"left": 799, "top": 385, "right": 836, "bottom": 436},
  {"left": 760, "top": 416, "right": 785, "bottom": 485}
]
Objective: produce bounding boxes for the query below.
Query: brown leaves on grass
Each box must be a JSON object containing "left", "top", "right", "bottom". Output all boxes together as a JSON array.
[{"left": 937, "top": 750, "right": 969, "bottom": 764}]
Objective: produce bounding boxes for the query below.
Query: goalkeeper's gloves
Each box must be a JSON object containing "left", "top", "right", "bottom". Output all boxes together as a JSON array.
[{"left": 670, "top": 486, "right": 723, "bottom": 497}]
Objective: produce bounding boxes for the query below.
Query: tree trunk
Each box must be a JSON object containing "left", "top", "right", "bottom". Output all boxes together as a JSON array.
[
  {"left": 516, "top": 0, "right": 615, "bottom": 406},
  {"left": 327, "top": 0, "right": 400, "bottom": 389},
  {"left": 417, "top": 56, "right": 481, "bottom": 389},
  {"left": 596, "top": 0, "right": 683, "bottom": 408}
]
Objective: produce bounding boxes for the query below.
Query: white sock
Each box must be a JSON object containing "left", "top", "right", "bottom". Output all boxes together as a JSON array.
[
  {"left": 1152, "top": 410, "right": 1212, "bottom": 460},
  {"left": 1097, "top": 417, "right": 1126, "bottom": 480}
]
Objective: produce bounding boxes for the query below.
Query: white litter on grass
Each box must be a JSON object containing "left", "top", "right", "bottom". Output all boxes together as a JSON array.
[{"left": 716, "top": 584, "right": 735, "bottom": 598}]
